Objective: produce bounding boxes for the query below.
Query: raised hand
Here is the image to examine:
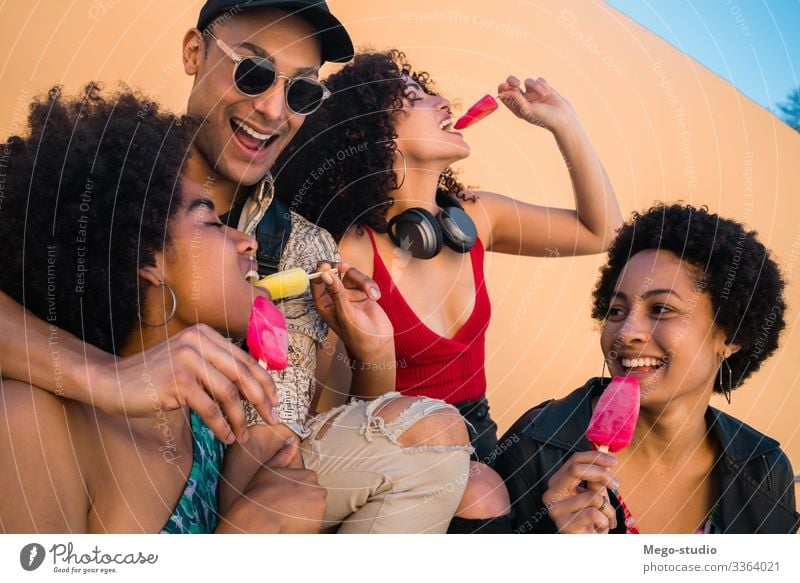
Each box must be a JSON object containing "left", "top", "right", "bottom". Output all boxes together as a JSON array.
[{"left": 497, "top": 76, "right": 576, "bottom": 131}]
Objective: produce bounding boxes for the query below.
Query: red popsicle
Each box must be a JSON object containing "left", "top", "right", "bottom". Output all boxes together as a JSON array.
[
  {"left": 246, "top": 296, "right": 289, "bottom": 370},
  {"left": 586, "top": 376, "right": 640, "bottom": 453},
  {"left": 453, "top": 94, "right": 499, "bottom": 130}
]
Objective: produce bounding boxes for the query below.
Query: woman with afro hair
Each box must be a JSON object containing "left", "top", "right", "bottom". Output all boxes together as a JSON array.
[
  {"left": 0, "top": 85, "right": 478, "bottom": 535},
  {"left": 495, "top": 204, "right": 799, "bottom": 534},
  {"left": 274, "top": 50, "right": 622, "bottom": 532},
  {"left": 0, "top": 85, "right": 329, "bottom": 533}
]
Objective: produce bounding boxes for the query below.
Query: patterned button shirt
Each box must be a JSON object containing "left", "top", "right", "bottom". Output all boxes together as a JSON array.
[{"left": 236, "top": 176, "right": 339, "bottom": 438}]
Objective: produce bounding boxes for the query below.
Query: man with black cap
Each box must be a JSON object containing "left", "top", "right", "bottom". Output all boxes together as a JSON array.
[
  {"left": 181, "top": 3, "right": 393, "bottom": 437},
  {"left": 186, "top": 0, "right": 472, "bottom": 535},
  {"left": 0, "top": 1, "right": 472, "bottom": 533}
]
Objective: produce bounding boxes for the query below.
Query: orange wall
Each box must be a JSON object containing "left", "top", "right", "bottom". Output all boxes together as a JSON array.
[{"left": 1, "top": 1, "right": 798, "bottom": 483}]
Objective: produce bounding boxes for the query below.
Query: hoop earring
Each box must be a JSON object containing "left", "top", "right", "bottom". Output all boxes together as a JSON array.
[
  {"left": 718, "top": 356, "right": 733, "bottom": 404},
  {"left": 141, "top": 281, "right": 177, "bottom": 327},
  {"left": 394, "top": 148, "right": 407, "bottom": 190}
]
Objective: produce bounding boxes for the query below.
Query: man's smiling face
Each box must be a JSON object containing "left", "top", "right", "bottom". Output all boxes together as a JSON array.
[{"left": 184, "top": 8, "right": 322, "bottom": 189}]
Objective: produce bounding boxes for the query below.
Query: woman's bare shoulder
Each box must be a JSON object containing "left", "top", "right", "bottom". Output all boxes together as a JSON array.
[
  {"left": 339, "top": 227, "right": 375, "bottom": 278},
  {"left": 0, "top": 379, "right": 89, "bottom": 532}
]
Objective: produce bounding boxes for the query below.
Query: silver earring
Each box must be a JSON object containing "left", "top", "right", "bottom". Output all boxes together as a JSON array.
[
  {"left": 718, "top": 356, "right": 733, "bottom": 404},
  {"left": 141, "top": 281, "right": 177, "bottom": 327}
]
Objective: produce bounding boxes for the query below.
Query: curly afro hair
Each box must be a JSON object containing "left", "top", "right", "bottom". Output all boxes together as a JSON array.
[
  {"left": 0, "top": 84, "right": 198, "bottom": 354},
  {"left": 273, "top": 50, "right": 467, "bottom": 241},
  {"left": 592, "top": 203, "right": 786, "bottom": 392}
]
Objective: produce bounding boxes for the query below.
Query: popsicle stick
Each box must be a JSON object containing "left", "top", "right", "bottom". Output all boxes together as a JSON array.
[
  {"left": 597, "top": 444, "right": 609, "bottom": 453},
  {"left": 307, "top": 271, "right": 324, "bottom": 280}
]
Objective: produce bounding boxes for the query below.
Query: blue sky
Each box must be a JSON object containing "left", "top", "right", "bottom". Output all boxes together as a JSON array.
[{"left": 608, "top": 0, "right": 800, "bottom": 120}]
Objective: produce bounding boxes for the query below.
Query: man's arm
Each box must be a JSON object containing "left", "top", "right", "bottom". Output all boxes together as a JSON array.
[
  {"left": 218, "top": 422, "right": 300, "bottom": 515},
  {"left": 216, "top": 437, "right": 325, "bottom": 534},
  {"left": 0, "top": 290, "right": 279, "bottom": 444},
  {"left": 0, "top": 289, "right": 98, "bottom": 403},
  {"left": 312, "top": 331, "right": 354, "bottom": 413}
]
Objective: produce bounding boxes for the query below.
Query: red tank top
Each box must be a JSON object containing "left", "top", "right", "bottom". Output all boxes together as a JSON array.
[{"left": 365, "top": 228, "right": 491, "bottom": 404}]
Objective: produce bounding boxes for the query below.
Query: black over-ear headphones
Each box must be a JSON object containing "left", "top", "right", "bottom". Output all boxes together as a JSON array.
[{"left": 387, "top": 191, "right": 478, "bottom": 259}]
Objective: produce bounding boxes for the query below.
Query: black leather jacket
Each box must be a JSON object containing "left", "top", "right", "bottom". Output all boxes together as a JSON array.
[{"left": 495, "top": 378, "right": 799, "bottom": 534}]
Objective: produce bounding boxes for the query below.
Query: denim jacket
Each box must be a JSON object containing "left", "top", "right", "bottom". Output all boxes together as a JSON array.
[{"left": 495, "top": 378, "right": 799, "bottom": 534}]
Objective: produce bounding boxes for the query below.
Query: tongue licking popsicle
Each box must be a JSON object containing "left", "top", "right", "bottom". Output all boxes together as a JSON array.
[
  {"left": 453, "top": 94, "right": 499, "bottom": 130},
  {"left": 585, "top": 376, "right": 640, "bottom": 453},
  {"left": 247, "top": 296, "right": 289, "bottom": 370},
  {"left": 253, "top": 267, "right": 323, "bottom": 301}
]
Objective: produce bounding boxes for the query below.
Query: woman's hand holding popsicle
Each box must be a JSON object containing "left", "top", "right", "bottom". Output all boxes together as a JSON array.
[
  {"left": 544, "top": 377, "right": 639, "bottom": 533},
  {"left": 103, "top": 324, "right": 282, "bottom": 445},
  {"left": 542, "top": 451, "right": 619, "bottom": 533}
]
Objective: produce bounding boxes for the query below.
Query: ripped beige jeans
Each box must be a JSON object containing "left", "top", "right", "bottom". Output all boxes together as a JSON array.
[{"left": 300, "top": 392, "right": 473, "bottom": 533}]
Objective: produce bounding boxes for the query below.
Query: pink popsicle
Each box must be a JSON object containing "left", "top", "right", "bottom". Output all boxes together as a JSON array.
[
  {"left": 246, "top": 296, "right": 289, "bottom": 370},
  {"left": 586, "top": 376, "right": 640, "bottom": 453},
  {"left": 453, "top": 94, "right": 499, "bottom": 130}
]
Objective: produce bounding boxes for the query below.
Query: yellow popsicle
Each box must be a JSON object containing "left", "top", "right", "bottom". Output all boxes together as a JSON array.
[{"left": 253, "top": 267, "right": 321, "bottom": 300}]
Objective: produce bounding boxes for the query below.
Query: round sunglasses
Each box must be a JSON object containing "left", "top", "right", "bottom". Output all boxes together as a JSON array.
[{"left": 207, "top": 32, "right": 331, "bottom": 116}]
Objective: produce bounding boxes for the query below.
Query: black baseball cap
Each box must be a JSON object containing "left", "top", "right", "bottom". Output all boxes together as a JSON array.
[{"left": 197, "top": 0, "right": 354, "bottom": 63}]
